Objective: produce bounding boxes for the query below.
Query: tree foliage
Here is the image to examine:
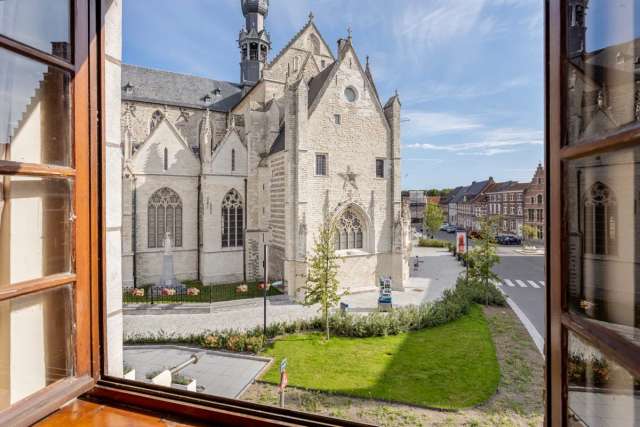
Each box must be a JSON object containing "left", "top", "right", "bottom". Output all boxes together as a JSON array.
[
  {"left": 302, "top": 223, "right": 343, "bottom": 340},
  {"left": 522, "top": 224, "right": 537, "bottom": 245},
  {"left": 423, "top": 203, "right": 444, "bottom": 238},
  {"left": 466, "top": 216, "right": 501, "bottom": 305}
]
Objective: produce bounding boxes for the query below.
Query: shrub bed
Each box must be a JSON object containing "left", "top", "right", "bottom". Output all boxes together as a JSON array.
[
  {"left": 417, "top": 238, "right": 449, "bottom": 248},
  {"left": 125, "top": 277, "right": 506, "bottom": 353}
]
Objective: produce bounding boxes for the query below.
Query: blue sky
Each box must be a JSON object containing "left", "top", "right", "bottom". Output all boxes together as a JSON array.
[{"left": 123, "top": 0, "right": 544, "bottom": 190}]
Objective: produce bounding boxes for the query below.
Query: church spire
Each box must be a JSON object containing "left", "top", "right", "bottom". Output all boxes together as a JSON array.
[{"left": 239, "top": 0, "right": 271, "bottom": 88}]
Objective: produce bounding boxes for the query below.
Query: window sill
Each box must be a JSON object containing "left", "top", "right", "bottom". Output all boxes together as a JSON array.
[{"left": 335, "top": 249, "right": 369, "bottom": 257}]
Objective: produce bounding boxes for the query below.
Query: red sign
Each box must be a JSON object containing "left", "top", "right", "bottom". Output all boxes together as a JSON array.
[
  {"left": 456, "top": 230, "right": 467, "bottom": 254},
  {"left": 279, "top": 371, "right": 288, "bottom": 390}
]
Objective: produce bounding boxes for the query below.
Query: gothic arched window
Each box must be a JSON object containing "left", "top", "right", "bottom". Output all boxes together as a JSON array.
[
  {"left": 222, "top": 189, "right": 243, "bottom": 248},
  {"left": 583, "top": 182, "right": 617, "bottom": 255},
  {"left": 334, "top": 208, "right": 364, "bottom": 250},
  {"left": 150, "top": 110, "right": 163, "bottom": 133},
  {"left": 309, "top": 34, "right": 321, "bottom": 55},
  {"left": 148, "top": 188, "right": 182, "bottom": 249},
  {"left": 537, "top": 194, "right": 543, "bottom": 204}
]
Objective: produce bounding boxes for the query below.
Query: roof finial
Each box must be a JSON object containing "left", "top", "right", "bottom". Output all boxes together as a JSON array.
[
  {"left": 308, "top": 11, "right": 314, "bottom": 22},
  {"left": 365, "top": 55, "right": 370, "bottom": 70},
  {"left": 395, "top": 88, "right": 399, "bottom": 97},
  {"left": 347, "top": 25, "right": 352, "bottom": 40}
]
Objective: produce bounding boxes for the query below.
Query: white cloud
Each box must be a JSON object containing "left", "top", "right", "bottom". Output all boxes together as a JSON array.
[
  {"left": 402, "top": 111, "right": 483, "bottom": 136},
  {"left": 403, "top": 76, "right": 529, "bottom": 104},
  {"left": 393, "top": 0, "right": 491, "bottom": 53},
  {"left": 405, "top": 128, "right": 543, "bottom": 156}
]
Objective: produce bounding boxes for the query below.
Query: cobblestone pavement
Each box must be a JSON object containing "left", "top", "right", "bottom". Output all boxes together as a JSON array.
[{"left": 123, "top": 246, "right": 463, "bottom": 337}]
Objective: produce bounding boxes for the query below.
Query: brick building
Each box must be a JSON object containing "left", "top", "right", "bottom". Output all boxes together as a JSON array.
[
  {"left": 486, "top": 181, "right": 528, "bottom": 236},
  {"left": 524, "top": 163, "right": 545, "bottom": 242},
  {"left": 456, "top": 178, "right": 494, "bottom": 231}
]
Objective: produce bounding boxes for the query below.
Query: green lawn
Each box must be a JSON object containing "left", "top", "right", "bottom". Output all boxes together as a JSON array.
[{"left": 259, "top": 305, "right": 500, "bottom": 409}]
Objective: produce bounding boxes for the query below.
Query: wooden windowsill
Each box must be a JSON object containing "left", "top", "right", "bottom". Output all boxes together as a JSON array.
[{"left": 35, "top": 398, "right": 199, "bottom": 427}]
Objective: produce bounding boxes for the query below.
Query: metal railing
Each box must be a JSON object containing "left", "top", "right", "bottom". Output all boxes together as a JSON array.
[{"left": 123, "top": 283, "right": 283, "bottom": 305}]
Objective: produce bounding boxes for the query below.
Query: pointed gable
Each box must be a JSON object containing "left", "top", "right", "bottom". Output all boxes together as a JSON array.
[
  {"left": 307, "top": 39, "right": 390, "bottom": 134},
  {"left": 210, "top": 128, "right": 247, "bottom": 175},
  {"left": 130, "top": 119, "right": 200, "bottom": 176},
  {"left": 265, "top": 19, "right": 335, "bottom": 83}
]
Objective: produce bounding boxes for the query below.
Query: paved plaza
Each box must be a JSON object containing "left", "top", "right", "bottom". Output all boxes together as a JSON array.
[{"left": 123, "top": 246, "right": 463, "bottom": 337}]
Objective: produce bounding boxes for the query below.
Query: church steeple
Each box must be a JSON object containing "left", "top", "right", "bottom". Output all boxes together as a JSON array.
[
  {"left": 239, "top": 0, "right": 271, "bottom": 87},
  {"left": 567, "top": 0, "right": 588, "bottom": 60}
]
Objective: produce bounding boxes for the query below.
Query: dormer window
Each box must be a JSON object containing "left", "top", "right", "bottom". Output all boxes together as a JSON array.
[
  {"left": 213, "top": 88, "right": 221, "bottom": 97},
  {"left": 203, "top": 94, "right": 212, "bottom": 104},
  {"left": 123, "top": 82, "right": 134, "bottom": 96}
]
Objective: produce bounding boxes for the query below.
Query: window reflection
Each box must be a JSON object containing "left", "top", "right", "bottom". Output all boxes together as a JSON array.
[
  {"left": 0, "top": 0, "right": 71, "bottom": 60},
  {"left": 567, "top": 332, "right": 639, "bottom": 426},
  {"left": 565, "top": 147, "right": 639, "bottom": 342},
  {"left": 567, "top": 0, "right": 640, "bottom": 144},
  {"left": 0, "top": 48, "right": 72, "bottom": 167}
]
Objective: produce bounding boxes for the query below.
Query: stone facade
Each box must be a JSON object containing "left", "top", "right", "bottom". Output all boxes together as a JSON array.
[{"left": 121, "top": 5, "right": 408, "bottom": 295}]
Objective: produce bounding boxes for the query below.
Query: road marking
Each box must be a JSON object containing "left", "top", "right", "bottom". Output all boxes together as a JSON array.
[
  {"left": 515, "top": 279, "right": 528, "bottom": 288},
  {"left": 506, "top": 297, "right": 544, "bottom": 356},
  {"left": 540, "top": 281, "right": 545, "bottom": 287},
  {"left": 493, "top": 279, "right": 502, "bottom": 287},
  {"left": 527, "top": 280, "right": 540, "bottom": 289},
  {"left": 504, "top": 279, "right": 516, "bottom": 287}
]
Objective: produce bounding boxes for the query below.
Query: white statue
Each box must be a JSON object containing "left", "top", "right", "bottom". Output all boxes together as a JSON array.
[{"left": 163, "top": 232, "right": 172, "bottom": 255}]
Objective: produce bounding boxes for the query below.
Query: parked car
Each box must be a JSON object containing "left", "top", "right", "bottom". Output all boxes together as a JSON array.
[
  {"left": 440, "top": 223, "right": 450, "bottom": 231},
  {"left": 496, "top": 234, "right": 522, "bottom": 245},
  {"left": 444, "top": 225, "right": 457, "bottom": 233}
]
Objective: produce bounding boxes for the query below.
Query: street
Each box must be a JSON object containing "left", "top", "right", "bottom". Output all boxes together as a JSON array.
[{"left": 419, "top": 230, "right": 546, "bottom": 346}]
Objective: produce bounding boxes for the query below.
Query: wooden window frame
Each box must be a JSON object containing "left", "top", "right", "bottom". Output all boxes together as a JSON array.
[
  {"left": 0, "top": 1, "right": 98, "bottom": 425},
  {"left": 547, "top": 1, "right": 640, "bottom": 425}
]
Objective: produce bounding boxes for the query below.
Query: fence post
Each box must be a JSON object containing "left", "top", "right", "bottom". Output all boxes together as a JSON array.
[{"left": 151, "top": 287, "right": 154, "bottom": 305}]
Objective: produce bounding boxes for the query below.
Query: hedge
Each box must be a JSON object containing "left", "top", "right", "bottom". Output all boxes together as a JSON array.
[
  {"left": 124, "top": 277, "right": 506, "bottom": 353},
  {"left": 417, "top": 238, "right": 449, "bottom": 248}
]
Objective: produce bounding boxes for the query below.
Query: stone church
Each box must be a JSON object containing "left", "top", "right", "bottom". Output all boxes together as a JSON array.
[{"left": 121, "top": 0, "right": 410, "bottom": 297}]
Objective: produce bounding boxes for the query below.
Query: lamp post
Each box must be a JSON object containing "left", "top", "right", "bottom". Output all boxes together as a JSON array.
[{"left": 246, "top": 227, "right": 271, "bottom": 337}]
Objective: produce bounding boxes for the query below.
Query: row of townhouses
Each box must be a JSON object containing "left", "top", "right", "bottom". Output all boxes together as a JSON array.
[{"left": 438, "top": 163, "right": 545, "bottom": 241}]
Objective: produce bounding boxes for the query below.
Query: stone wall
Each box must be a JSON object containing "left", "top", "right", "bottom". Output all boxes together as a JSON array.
[{"left": 105, "top": 0, "right": 124, "bottom": 378}]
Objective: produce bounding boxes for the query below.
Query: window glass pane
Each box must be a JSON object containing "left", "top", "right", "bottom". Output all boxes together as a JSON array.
[
  {"left": 0, "top": 175, "right": 73, "bottom": 286},
  {"left": 0, "top": 48, "right": 72, "bottom": 166},
  {"left": 0, "top": 285, "right": 74, "bottom": 410},
  {"left": 565, "top": 146, "right": 639, "bottom": 341},
  {"left": 567, "top": 331, "right": 639, "bottom": 426},
  {"left": 566, "top": 0, "right": 640, "bottom": 145},
  {"left": 0, "top": 0, "right": 71, "bottom": 60}
]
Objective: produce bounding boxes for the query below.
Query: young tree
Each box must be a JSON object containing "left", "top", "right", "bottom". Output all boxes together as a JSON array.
[
  {"left": 522, "top": 224, "right": 537, "bottom": 247},
  {"left": 302, "top": 223, "right": 342, "bottom": 340},
  {"left": 467, "top": 216, "right": 501, "bottom": 305},
  {"left": 423, "top": 203, "right": 444, "bottom": 238}
]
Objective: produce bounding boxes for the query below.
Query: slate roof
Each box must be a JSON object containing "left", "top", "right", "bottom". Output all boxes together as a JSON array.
[
  {"left": 450, "top": 186, "right": 469, "bottom": 204},
  {"left": 269, "top": 125, "right": 285, "bottom": 155},
  {"left": 122, "top": 64, "right": 243, "bottom": 112},
  {"left": 486, "top": 181, "right": 516, "bottom": 193},
  {"left": 464, "top": 179, "right": 492, "bottom": 198},
  {"left": 441, "top": 186, "right": 463, "bottom": 204},
  {"left": 307, "top": 63, "right": 336, "bottom": 108}
]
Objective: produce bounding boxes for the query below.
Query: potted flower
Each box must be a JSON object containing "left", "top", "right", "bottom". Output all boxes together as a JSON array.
[
  {"left": 257, "top": 282, "right": 271, "bottom": 291},
  {"left": 130, "top": 288, "right": 145, "bottom": 297},
  {"left": 187, "top": 287, "right": 200, "bottom": 296},
  {"left": 161, "top": 288, "right": 177, "bottom": 296},
  {"left": 235, "top": 284, "right": 248, "bottom": 294},
  {"left": 172, "top": 373, "right": 197, "bottom": 392}
]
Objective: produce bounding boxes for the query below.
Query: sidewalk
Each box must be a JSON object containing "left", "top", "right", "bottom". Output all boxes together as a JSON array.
[{"left": 123, "top": 246, "right": 463, "bottom": 337}]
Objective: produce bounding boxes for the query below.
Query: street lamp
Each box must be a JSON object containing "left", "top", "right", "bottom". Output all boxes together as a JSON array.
[{"left": 246, "top": 227, "right": 272, "bottom": 337}]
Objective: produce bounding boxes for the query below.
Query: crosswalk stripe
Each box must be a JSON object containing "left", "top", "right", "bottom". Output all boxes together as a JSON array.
[
  {"left": 540, "top": 281, "right": 545, "bottom": 287},
  {"left": 504, "top": 279, "right": 516, "bottom": 287},
  {"left": 493, "top": 279, "right": 502, "bottom": 287},
  {"left": 527, "top": 280, "right": 540, "bottom": 288},
  {"left": 515, "top": 280, "right": 527, "bottom": 288}
]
